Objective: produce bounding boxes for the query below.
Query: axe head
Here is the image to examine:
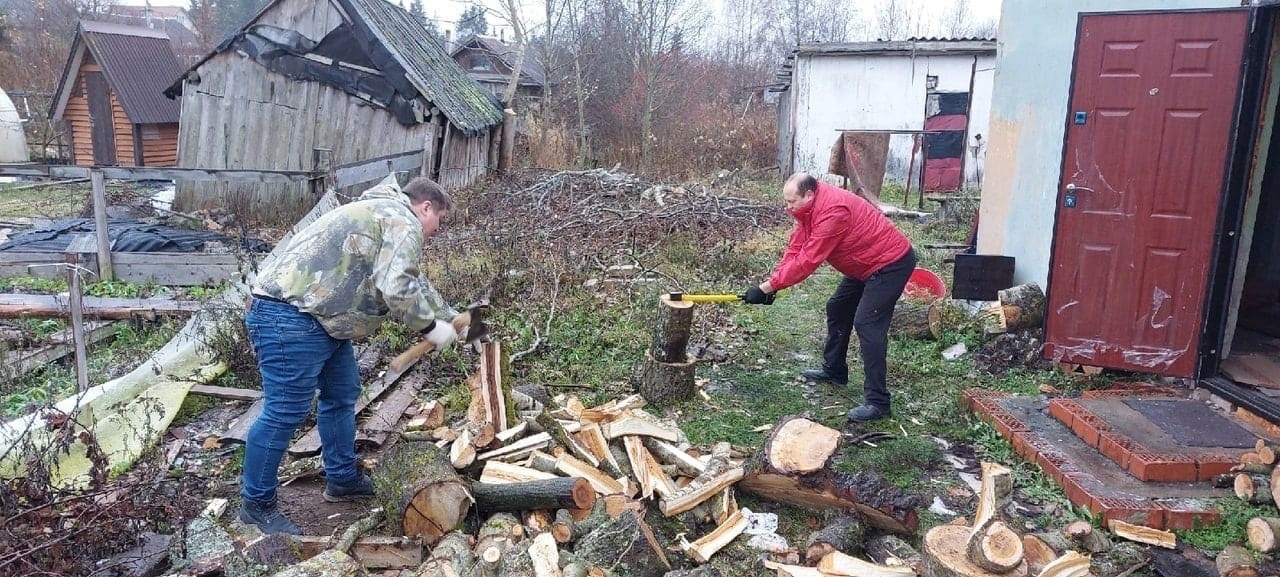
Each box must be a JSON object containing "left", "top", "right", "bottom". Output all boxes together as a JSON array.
[{"left": 458, "top": 300, "right": 491, "bottom": 347}]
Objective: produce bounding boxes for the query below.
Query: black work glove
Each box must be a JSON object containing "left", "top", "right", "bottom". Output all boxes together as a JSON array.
[{"left": 742, "top": 286, "right": 776, "bottom": 305}]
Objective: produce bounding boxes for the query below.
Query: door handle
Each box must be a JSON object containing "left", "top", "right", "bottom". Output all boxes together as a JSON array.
[{"left": 1066, "top": 183, "right": 1094, "bottom": 193}]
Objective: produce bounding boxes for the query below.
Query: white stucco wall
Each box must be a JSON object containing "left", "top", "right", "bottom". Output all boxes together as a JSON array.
[
  {"left": 788, "top": 51, "right": 996, "bottom": 186},
  {"left": 0, "top": 88, "right": 28, "bottom": 164},
  {"left": 978, "top": 0, "right": 1241, "bottom": 287}
]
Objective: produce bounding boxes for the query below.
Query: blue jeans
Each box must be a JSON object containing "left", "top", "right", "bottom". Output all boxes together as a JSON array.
[{"left": 241, "top": 297, "right": 361, "bottom": 504}]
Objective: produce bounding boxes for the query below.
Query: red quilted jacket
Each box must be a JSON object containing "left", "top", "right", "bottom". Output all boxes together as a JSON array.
[{"left": 768, "top": 181, "right": 911, "bottom": 289}]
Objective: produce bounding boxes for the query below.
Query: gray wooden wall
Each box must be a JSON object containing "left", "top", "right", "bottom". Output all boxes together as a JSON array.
[{"left": 173, "top": 0, "right": 492, "bottom": 220}]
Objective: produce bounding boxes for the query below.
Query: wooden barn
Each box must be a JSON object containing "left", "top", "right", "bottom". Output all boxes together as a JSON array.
[
  {"left": 164, "top": 0, "right": 505, "bottom": 218},
  {"left": 49, "top": 21, "right": 184, "bottom": 167}
]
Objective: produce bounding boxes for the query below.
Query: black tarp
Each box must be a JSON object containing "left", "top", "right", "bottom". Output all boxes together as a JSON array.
[{"left": 0, "top": 219, "right": 269, "bottom": 253}]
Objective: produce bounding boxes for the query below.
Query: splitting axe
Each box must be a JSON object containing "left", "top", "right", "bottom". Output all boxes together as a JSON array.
[
  {"left": 667, "top": 292, "right": 744, "bottom": 303},
  {"left": 387, "top": 300, "right": 491, "bottom": 376}
]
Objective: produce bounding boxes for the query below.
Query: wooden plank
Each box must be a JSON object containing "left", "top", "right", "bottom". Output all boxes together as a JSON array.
[
  {"left": 356, "top": 377, "right": 423, "bottom": 449},
  {"left": 288, "top": 368, "right": 401, "bottom": 457},
  {"left": 295, "top": 535, "right": 423, "bottom": 569},
  {"left": 0, "top": 164, "right": 316, "bottom": 182},
  {"left": 189, "top": 384, "right": 262, "bottom": 401},
  {"left": 333, "top": 149, "right": 424, "bottom": 189},
  {"left": 0, "top": 294, "right": 203, "bottom": 319},
  {"left": 111, "top": 252, "right": 242, "bottom": 286},
  {"left": 220, "top": 398, "right": 262, "bottom": 445},
  {"left": 89, "top": 170, "right": 114, "bottom": 281},
  {"left": 0, "top": 321, "right": 116, "bottom": 379}
]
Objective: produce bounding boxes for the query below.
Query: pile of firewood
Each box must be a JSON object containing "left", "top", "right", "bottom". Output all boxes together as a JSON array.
[{"left": 1210, "top": 438, "right": 1280, "bottom": 575}]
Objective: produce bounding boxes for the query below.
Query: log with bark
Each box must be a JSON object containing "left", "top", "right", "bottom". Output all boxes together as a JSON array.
[
  {"left": 574, "top": 507, "right": 670, "bottom": 577},
  {"left": 804, "top": 514, "right": 867, "bottom": 564},
  {"left": 650, "top": 294, "right": 693, "bottom": 363},
  {"left": 966, "top": 519, "right": 1023, "bottom": 573},
  {"left": 1216, "top": 544, "right": 1259, "bottom": 577},
  {"left": 890, "top": 299, "right": 938, "bottom": 340},
  {"left": 1035, "top": 550, "right": 1090, "bottom": 577},
  {"left": 991, "top": 283, "right": 1046, "bottom": 333},
  {"left": 1247, "top": 517, "right": 1280, "bottom": 553},
  {"left": 739, "top": 416, "right": 918, "bottom": 533},
  {"left": 416, "top": 531, "right": 473, "bottom": 577},
  {"left": 1107, "top": 519, "right": 1176, "bottom": 549},
  {"left": 1063, "top": 519, "right": 1112, "bottom": 554},
  {"left": 633, "top": 348, "right": 697, "bottom": 405},
  {"left": 1235, "top": 473, "right": 1273, "bottom": 505},
  {"left": 472, "top": 477, "right": 596, "bottom": 513},
  {"left": 270, "top": 550, "right": 367, "bottom": 577},
  {"left": 865, "top": 534, "right": 922, "bottom": 573},
  {"left": 372, "top": 442, "right": 471, "bottom": 545}
]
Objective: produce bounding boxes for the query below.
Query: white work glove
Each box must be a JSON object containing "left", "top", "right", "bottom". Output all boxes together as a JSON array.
[{"left": 424, "top": 319, "right": 459, "bottom": 351}]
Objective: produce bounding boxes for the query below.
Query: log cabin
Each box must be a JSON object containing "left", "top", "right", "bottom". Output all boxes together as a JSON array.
[{"left": 49, "top": 20, "right": 185, "bottom": 167}]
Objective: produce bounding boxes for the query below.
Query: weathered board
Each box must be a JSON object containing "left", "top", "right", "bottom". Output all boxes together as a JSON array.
[{"left": 0, "top": 252, "right": 243, "bottom": 286}]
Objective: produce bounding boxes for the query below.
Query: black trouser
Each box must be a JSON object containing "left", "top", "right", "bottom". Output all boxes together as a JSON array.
[{"left": 822, "top": 247, "right": 917, "bottom": 409}]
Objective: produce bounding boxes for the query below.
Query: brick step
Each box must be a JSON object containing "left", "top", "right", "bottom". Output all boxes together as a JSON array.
[
  {"left": 962, "top": 389, "right": 1223, "bottom": 531},
  {"left": 1046, "top": 395, "right": 1244, "bottom": 483}
]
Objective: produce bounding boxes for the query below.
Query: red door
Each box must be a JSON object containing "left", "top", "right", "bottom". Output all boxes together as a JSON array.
[{"left": 1044, "top": 10, "right": 1249, "bottom": 377}]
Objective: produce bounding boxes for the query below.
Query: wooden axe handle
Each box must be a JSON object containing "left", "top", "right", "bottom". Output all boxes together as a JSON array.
[{"left": 387, "top": 311, "right": 472, "bottom": 374}]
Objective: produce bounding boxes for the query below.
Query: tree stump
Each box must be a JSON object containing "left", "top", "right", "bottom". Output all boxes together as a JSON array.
[
  {"left": 372, "top": 442, "right": 470, "bottom": 545},
  {"left": 651, "top": 295, "right": 694, "bottom": 362},
  {"left": 634, "top": 349, "right": 697, "bottom": 405},
  {"left": 922, "top": 524, "right": 1028, "bottom": 577},
  {"left": 472, "top": 477, "right": 596, "bottom": 513}
]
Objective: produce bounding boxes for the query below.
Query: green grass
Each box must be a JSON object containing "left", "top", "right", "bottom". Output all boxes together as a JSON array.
[
  {"left": 0, "top": 183, "right": 85, "bottom": 219},
  {"left": 1178, "top": 498, "right": 1277, "bottom": 552}
]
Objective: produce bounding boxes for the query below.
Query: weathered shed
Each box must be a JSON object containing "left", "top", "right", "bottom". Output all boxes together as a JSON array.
[
  {"left": 164, "top": 0, "right": 504, "bottom": 218},
  {"left": 49, "top": 21, "right": 184, "bottom": 167},
  {"left": 978, "top": 1, "right": 1280, "bottom": 418},
  {"left": 773, "top": 39, "right": 996, "bottom": 190}
]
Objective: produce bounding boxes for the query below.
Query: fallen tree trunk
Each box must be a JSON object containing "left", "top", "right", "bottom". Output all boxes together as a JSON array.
[
  {"left": 373, "top": 442, "right": 470, "bottom": 545},
  {"left": 890, "top": 300, "right": 937, "bottom": 340},
  {"left": 739, "top": 417, "right": 917, "bottom": 534}
]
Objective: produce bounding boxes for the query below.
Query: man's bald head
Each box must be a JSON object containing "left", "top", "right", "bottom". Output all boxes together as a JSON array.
[{"left": 785, "top": 172, "right": 819, "bottom": 196}]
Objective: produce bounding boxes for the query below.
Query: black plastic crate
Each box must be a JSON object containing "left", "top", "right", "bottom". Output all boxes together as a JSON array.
[{"left": 952, "top": 254, "right": 1015, "bottom": 301}]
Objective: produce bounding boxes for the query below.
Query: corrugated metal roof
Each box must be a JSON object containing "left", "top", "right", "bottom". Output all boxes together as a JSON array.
[
  {"left": 795, "top": 39, "right": 996, "bottom": 56},
  {"left": 78, "top": 20, "right": 184, "bottom": 124},
  {"left": 341, "top": 0, "right": 503, "bottom": 134}
]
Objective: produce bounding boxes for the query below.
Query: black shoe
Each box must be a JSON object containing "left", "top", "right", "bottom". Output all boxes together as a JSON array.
[
  {"left": 239, "top": 499, "right": 302, "bottom": 535},
  {"left": 847, "top": 404, "right": 892, "bottom": 422},
  {"left": 323, "top": 473, "right": 375, "bottom": 503},
  {"left": 801, "top": 368, "right": 848, "bottom": 385}
]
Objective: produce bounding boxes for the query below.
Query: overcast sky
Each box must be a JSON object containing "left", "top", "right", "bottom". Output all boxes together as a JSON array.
[{"left": 121, "top": 0, "right": 1003, "bottom": 42}]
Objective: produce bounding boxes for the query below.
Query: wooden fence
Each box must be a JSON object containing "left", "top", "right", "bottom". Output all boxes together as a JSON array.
[{"left": 0, "top": 149, "right": 425, "bottom": 285}]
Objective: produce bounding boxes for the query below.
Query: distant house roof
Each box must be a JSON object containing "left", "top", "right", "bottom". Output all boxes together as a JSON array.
[
  {"left": 450, "top": 35, "right": 547, "bottom": 87},
  {"left": 168, "top": 0, "right": 503, "bottom": 135},
  {"left": 49, "top": 20, "right": 185, "bottom": 124}
]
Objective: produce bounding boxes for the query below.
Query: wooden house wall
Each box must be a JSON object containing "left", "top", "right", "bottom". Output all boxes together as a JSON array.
[
  {"left": 437, "top": 123, "right": 491, "bottom": 190},
  {"left": 140, "top": 123, "right": 179, "bottom": 166},
  {"left": 173, "top": 0, "right": 493, "bottom": 219}
]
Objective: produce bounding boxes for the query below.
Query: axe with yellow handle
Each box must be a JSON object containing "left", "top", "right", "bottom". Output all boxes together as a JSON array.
[{"left": 667, "top": 292, "right": 744, "bottom": 303}]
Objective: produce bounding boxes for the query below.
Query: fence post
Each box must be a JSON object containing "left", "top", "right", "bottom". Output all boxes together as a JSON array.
[
  {"left": 89, "top": 169, "right": 113, "bottom": 281},
  {"left": 311, "top": 148, "right": 333, "bottom": 199},
  {"left": 64, "top": 254, "right": 90, "bottom": 392}
]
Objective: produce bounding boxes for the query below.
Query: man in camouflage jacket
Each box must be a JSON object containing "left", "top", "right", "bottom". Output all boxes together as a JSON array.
[{"left": 238, "top": 174, "right": 460, "bottom": 535}]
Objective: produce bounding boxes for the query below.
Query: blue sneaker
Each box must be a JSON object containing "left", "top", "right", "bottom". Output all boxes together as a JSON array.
[
  {"left": 323, "top": 473, "right": 375, "bottom": 503},
  {"left": 238, "top": 499, "right": 302, "bottom": 535}
]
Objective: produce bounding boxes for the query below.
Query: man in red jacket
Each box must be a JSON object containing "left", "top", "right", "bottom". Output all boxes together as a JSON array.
[{"left": 744, "top": 173, "right": 916, "bottom": 422}]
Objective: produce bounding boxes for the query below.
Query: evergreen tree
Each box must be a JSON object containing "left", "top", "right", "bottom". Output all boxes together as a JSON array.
[{"left": 456, "top": 4, "right": 488, "bottom": 39}]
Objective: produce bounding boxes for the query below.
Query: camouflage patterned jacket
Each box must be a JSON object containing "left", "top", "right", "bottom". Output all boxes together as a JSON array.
[{"left": 253, "top": 177, "right": 455, "bottom": 340}]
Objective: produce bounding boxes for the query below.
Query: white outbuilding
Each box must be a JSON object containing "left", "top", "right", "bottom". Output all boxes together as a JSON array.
[{"left": 0, "top": 87, "right": 29, "bottom": 163}]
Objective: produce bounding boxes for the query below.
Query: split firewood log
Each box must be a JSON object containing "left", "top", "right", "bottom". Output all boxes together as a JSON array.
[
  {"left": 865, "top": 534, "right": 922, "bottom": 573},
  {"left": 1107, "top": 519, "right": 1176, "bottom": 549},
  {"left": 574, "top": 508, "right": 670, "bottom": 577},
  {"left": 523, "top": 509, "right": 553, "bottom": 534},
  {"left": 536, "top": 410, "right": 607, "bottom": 472},
  {"left": 472, "top": 477, "right": 596, "bottom": 513},
  {"left": 372, "top": 442, "right": 471, "bottom": 545},
  {"left": 922, "top": 524, "right": 1028, "bottom": 577},
  {"left": 1247, "top": 517, "right": 1280, "bottom": 553},
  {"left": 416, "top": 531, "right": 474, "bottom": 577},
  {"left": 818, "top": 550, "right": 916, "bottom": 577},
  {"left": 1063, "top": 519, "right": 1112, "bottom": 553},
  {"left": 1035, "top": 550, "right": 1090, "bottom": 577},
  {"left": 679, "top": 508, "right": 749, "bottom": 563},
  {"left": 971, "top": 461, "right": 1012, "bottom": 531},
  {"left": 740, "top": 416, "right": 917, "bottom": 533},
  {"left": 1216, "top": 544, "right": 1259, "bottom": 577},
  {"left": 804, "top": 514, "right": 867, "bottom": 564},
  {"left": 1020, "top": 533, "right": 1059, "bottom": 575},
  {"left": 660, "top": 453, "right": 743, "bottom": 516}
]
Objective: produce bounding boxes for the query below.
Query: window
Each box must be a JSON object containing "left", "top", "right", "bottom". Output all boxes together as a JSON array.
[{"left": 470, "top": 56, "right": 495, "bottom": 72}]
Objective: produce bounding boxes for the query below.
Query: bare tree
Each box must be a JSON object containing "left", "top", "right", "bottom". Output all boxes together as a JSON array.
[{"left": 875, "top": 0, "right": 921, "bottom": 41}]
